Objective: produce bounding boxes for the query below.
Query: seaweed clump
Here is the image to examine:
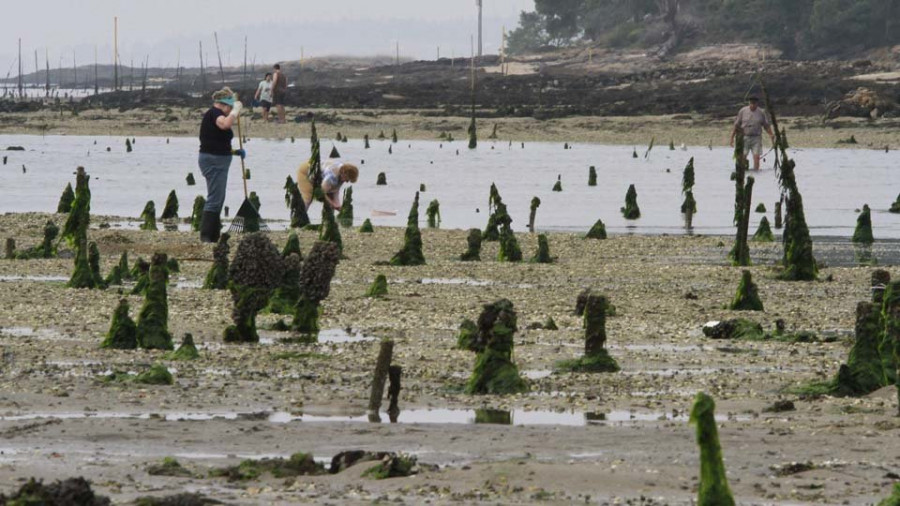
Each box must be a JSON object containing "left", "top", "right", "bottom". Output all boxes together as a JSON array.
[
  {"left": 202, "top": 233, "right": 230, "bottom": 290},
  {"left": 588, "top": 166, "right": 597, "bottom": 186},
  {"left": 337, "top": 186, "right": 354, "bottom": 227},
  {"left": 363, "top": 454, "right": 418, "bottom": 479},
  {"left": 557, "top": 291, "right": 620, "bottom": 372},
  {"left": 160, "top": 190, "right": 178, "bottom": 220},
  {"left": 690, "top": 392, "right": 735, "bottom": 506},
  {"left": 360, "top": 219, "right": 374, "bottom": 233},
  {"left": 495, "top": 204, "right": 522, "bottom": 262},
  {"left": 852, "top": 204, "right": 874, "bottom": 244},
  {"left": 16, "top": 220, "right": 58, "bottom": 259},
  {"left": 729, "top": 270, "right": 763, "bottom": 311},
  {"left": 224, "top": 233, "right": 285, "bottom": 343},
  {"left": 140, "top": 201, "right": 157, "bottom": 231},
  {"left": 190, "top": 196, "right": 205, "bottom": 232},
  {"left": 0, "top": 477, "right": 111, "bottom": 506},
  {"left": 292, "top": 241, "right": 341, "bottom": 334},
  {"left": 460, "top": 228, "right": 482, "bottom": 261},
  {"left": 389, "top": 192, "right": 425, "bottom": 266},
  {"left": 101, "top": 298, "right": 137, "bottom": 349},
  {"left": 210, "top": 452, "right": 325, "bottom": 481},
  {"left": 134, "top": 363, "right": 174, "bottom": 385},
  {"left": 318, "top": 202, "right": 343, "bottom": 253},
  {"left": 878, "top": 483, "right": 900, "bottom": 506},
  {"left": 167, "top": 333, "right": 200, "bottom": 361},
  {"left": 135, "top": 253, "right": 174, "bottom": 350},
  {"left": 376, "top": 172, "right": 387, "bottom": 185},
  {"left": 482, "top": 183, "right": 504, "bottom": 241},
  {"left": 61, "top": 166, "right": 91, "bottom": 248},
  {"left": 621, "top": 184, "right": 640, "bottom": 219},
  {"left": 463, "top": 299, "right": 528, "bottom": 395},
  {"left": 701, "top": 319, "right": 764, "bottom": 340}
]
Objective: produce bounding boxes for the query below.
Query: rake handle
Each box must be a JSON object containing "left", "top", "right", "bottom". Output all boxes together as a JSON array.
[{"left": 236, "top": 114, "right": 248, "bottom": 200}]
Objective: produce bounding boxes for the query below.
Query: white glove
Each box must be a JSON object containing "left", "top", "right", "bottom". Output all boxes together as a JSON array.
[{"left": 229, "top": 101, "right": 243, "bottom": 118}]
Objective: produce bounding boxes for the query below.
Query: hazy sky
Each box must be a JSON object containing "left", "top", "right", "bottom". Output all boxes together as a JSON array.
[{"left": 0, "top": 1, "right": 534, "bottom": 76}]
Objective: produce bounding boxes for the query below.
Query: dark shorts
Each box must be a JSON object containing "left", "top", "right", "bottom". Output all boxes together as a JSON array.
[
  {"left": 260, "top": 100, "right": 272, "bottom": 111},
  {"left": 272, "top": 92, "right": 285, "bottom": 106}
]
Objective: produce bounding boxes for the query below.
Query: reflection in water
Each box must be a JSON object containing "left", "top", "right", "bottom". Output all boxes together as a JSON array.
[{"left": 474, "top": 409, "right": 512, "bottom": 425}]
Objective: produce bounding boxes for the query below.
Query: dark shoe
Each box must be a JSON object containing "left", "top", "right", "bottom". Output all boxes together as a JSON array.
[{"left": 200, "top": 211, "right": 220, "bottom": 243}]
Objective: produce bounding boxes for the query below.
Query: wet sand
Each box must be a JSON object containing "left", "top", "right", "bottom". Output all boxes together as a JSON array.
[
  {"left": 0, "top": 211, "right": 897, "bottom": 504},
  {"left": 2, "top": 107, "right": 900, "bottom": 150}
]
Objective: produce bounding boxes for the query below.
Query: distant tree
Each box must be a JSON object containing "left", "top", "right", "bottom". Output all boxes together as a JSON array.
[{"left": 507, "top": 11, "right": 552, "bottom": 54}]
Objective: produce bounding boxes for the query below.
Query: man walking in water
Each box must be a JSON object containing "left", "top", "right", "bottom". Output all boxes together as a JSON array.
[
  {"left": 272, "top": 64, "right": 288, "bottom": 124},
  {"left": 730, "top": 96, "right": 775, "bottom": 170}
]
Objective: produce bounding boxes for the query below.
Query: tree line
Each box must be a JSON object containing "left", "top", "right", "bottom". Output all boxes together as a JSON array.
[{"left": 507, "top": 0, "right": 900, "bottom": 59}]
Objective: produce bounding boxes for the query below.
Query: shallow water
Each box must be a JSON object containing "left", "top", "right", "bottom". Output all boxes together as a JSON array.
[{"left": 2, "top": 134, "right": 900, "bottom": 237}]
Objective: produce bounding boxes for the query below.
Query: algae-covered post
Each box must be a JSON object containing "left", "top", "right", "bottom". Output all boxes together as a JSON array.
[
  {"left": 308, "top": 119, "right": 323, "bottom": 202},
  {"left": 730, "top": 270, "right": 763, "bottom": 311},
  {"left": 57, "top": 183, "right": 74, "bottom": 213},
  {"left": 852, "top": 204, "right": 874, "bottom": 244},
  {"left": 368, "top": 339, "right": 394, "bottom": 422},
  {"left": 61, "top": 166, "right": 91, "bottom": 249},
  {"left": 752, "top": 216, "right": 775, "bottom": 242},
  {"left": 681, "top": 157, "right": 697, "bottom": 227},
  {"left": 690, "top": 393, "right": 735, "bottom": 506},
  {"left": 531, "top": 234, "right": 553, "bottom": 263},
  {"left": 588, "top": 166, "right": 597, "bottom": 187},
  {"left": 169, "top": 333, "right": 200, "bottom": 360},
  {"left": 101, "top": 298, "right": 137, "bottom": 349},
  {"left": 329, "top": 145, "right": 340, "bottom": 159},
  {"left": 4, "top": 238, "right": 14, "bottom": 259},
  {"left": 482, "top": 184, "right": 504, "bottom": 241},
  {"left": 360, "top": 219, "right": 374, "bottom": 233},
  {"left": 762, "top": 83, "right": 817, "bottom": 281},
  {"left": 292, "top": 241, "right": 341, "bottom": 334},
  {"left": 136, "top": 253, "right": 174, "bottom": 350},
  {"left": 186, "top": 172, "right": 196, "bottom": 186},
  {"left": 557, "top": 291, "right": 619, "bottom": 372},
  {"left": 391, "top": 129, "right": 398, "bottom": 143},
  {"left": 364, "top": 134, "right": 370, "bottom": 149},
  {"left": 528, "top": 197, "right": 540, "bottom": 233},
  {"left": 366, "top": 274, "right": 388, "bottom": 298},
  {"left": 337, "top": 187, "right": 354, "bottom": 228},
  {"left": 426, "top": 200, "right": 441, "bottom": 228},
  {"left": 774, "top": 199, "right": 783, "bottom": 229},
  {"left": 160, "top": 190, "right": 179, "bottom": 220},
  {"left": 190, "top": 196, "right": 206, "bottom": 232},
  {"left": 552, "top": 175, "right": 562, "bottom": 192},
  {"left": 376, "top": 172, "right": 387, "bottom": 185},
  {"left": 586, "top": 219, "right": 607, "bottom": 239},
  {"left": 319, "top": 202, "right": 343, "bottom": 253},
  {"left": 390, "top": 192, "right": 425, "bottom": 266},
  {"left": 460, "top": 228, "right": 482, "bottom": 261},
  {"left": 468, "top": 111, "right": 477, "bottom": 149},
  {"left": 621, "top": 184, "right": 640, "bottom": 219},
  {"left": 465, "top": 299, "right": 528, "bottom": 394},
  {"left": 223, "top": 233, "right": 285, "bottom": 343},
  {"left": 203, "top": 233, "right": 230, "bottom": 290},
  {"left": 497, "top": 204, "right": 522, "bottom": 262},
  {"left": 140, "top": 201, "right": 157, "bottom": 231},
  {"left": 728, "top": 133, "right": 753, "bottom": 266},
  {"left": 104, "top": 251, "right": 130, "bottom": 286},
  {"left": 283, "top": 176, "right": 310, "bottom": 229},
  {"left": 68, "top": 239, "right": 98, "bottom": 289}
]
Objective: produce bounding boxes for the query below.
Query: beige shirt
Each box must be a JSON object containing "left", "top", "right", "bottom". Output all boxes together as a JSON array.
[{"left": 734, "top": 106, "right": 770, "bottom": 137}]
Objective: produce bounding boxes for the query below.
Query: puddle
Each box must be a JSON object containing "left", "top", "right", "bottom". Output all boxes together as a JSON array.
[
  {"left": 420, "top": 278, "right": 493, "bottom": 287},
  {"left": 0, "top": 275, "right": 69, "bottom": 282},
  {"left": 0, "top": 327, "right": 72, "bottom": 340},
  {"left": 0, "top": 408, "right": 745, "bottom": 425},
  {"left": 620, "top": 365, "right": 799, "bottom": 377},
  {"left": 259, "top": 328, "right": 377, "bottom": 345}
]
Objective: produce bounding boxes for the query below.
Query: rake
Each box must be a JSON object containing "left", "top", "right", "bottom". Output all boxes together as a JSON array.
[{"left": 228, "top": 113, "right": 267, "bottom": 233}]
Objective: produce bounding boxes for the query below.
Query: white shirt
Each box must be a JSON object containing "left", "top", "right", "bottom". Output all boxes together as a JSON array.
[{"left": 257, "top": 80, "right": 273, "bottom": 102}]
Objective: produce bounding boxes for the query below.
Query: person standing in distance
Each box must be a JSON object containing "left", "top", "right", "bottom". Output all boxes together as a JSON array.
[
  {"left": 198, "top": 87, "right": 246, "bottom": 242},
  {"left": 272, "top": 63, "right": 288, "bottom": 124},
  {"left": 730, "top": 96, "right": 775, "bottom": 171},
  {"left": 254, "top": 72, "right": 273, "bottom": 123}
]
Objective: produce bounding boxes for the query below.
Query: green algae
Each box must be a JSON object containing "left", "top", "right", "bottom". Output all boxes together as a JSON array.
[
  {"left": 136, "top": 253, "right": 173, "bottom": 350},
  {"left": 465, "top": 299, "right": 528, "bottom": 395},
  {"left": 337, "top": 186, "right": 354, "bottom": 227},
  {"left": 585, "top": 219, "right": 607, "bottom": 239},
  {"left": 363, "top": 454, "right": 417, "bottom": 479},
  {"left": 190, "top": 196, "right": 205, "bottom": 232},
  {"left": 267, "top": 253, "right": 302, "bottom": 314},
  {"left": 140, "top": 201, "right": 157, "bottom": 231},
  {"left": 166, "top": 333, "right": 200, "bottom": 361},
  {"left": 528, "top": 196, "right": 540, "bottom": 232},
  {"left": 389, "top": 192, "right": 425, "bottom": 266},
  {"left": 56, "top": 182, "right": 74, "bottom": 213},
  {"left": 552, "top": 175, "right": 562, "bottom": 192},
  {"left": 283, "top": 175, "right": 310, "bottom": 229},
  {"left": 15, "top": 221, "right": 58, "bottom": 259},
  {"left": 186, "top": 172, "right": 196, "bottom": 186},
  {"left": 621, "top": 184, "right": 640, "bottom": 219},
  {"left": 376, "top": 172, "right": 387, "bottom": 185},
  {"left": 292, "top": 241, "right": 341, "bottom": 334},
  {"left": 588, "top": 166, "right": 597, "bottom": 186},
  {"left": 146, "top": 457, "right": 192, "bottom": 477},
  {"left": 60, "top": 166, "right": 91, "bottom": 249},
  {"left": 210, "top": 453, "right": 325, "bottom": 482},
  {"left": 852, "top": 204, "right": 874, "bottom": 244},
  {"left": 360, "top": 218, "right": 374, "bottom": 233},
  {"left": 160, "top": 190, "right": 178, "bottom": 220},
  {"left": 752, "top": 216, "right": 775, "bottom": 242},
  {"left": 366, "top": 274, "right": 388, "bottom": 298},
  {"left": 557, "top": 292, "right": 620, "bottom": 373},
  {"left": 426, "top": 199, "right": 441, "bottom": 228},
  {"left": 134, "top": 363, "right": 174, "bottom": 385},
  {"left": 202, "top": 233, "right": 230, "bottom": 290},
  {"left": 460, "top": 228, "right": 482, "bottom": 261},
  {"left": 318, "top": 202, "right": 343, "bottom": 254},
  {"left": 531, "top": 234, "right": 554, "bottom": 263}
]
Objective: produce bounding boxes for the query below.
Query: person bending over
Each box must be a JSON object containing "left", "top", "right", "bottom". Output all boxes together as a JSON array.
[{"left": 295, "top": 158, "right": 358, "bottom": 211}]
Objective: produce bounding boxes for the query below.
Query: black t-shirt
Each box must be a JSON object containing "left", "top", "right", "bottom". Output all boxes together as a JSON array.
[{"left": 199, "top": 107, "right": 234, "bottom": 155}]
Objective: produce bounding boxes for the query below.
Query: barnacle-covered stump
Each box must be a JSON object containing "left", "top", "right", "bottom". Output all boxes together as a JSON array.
[
  {"left": 203, "top": 233, "right": 230, "bottom": 290},
  {"left": 101, "top": 298, "right": 137, "bottom": 349},
  {"left": 557, "top": 292, "right": 620, "bottom": 372},
  {"left": 224, "top": 233, "right": 285, "bottom": 343},
  {"left": 729, "top": 270, "right": 763, "bottom": 311},
  {"left": 465, "top": 299, "right": 528, "bottom": 395},
  {"left": 292, "top": 241, "right": 341, "bottom": 334},
  {"left": 136, "top": 253, "right": 174, "bottom": 350}
]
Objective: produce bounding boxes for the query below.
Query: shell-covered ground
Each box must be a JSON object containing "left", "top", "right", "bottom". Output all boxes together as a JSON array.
[{"left": 0, "top": 211, "right": 897, "bottom": 505}]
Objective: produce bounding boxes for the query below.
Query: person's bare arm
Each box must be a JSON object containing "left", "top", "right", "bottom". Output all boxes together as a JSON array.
[
  {"left": 215, "top": 101, "right": 242, "bottom": 130},
  {"left": 324, "top": 191, "right": 341, "bottom": 211}
]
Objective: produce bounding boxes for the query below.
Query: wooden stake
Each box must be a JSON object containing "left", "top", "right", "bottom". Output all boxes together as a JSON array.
[
  {"left": 387, "top": 365, "right": 401, "bottom": 422},
  {"left": 367, "top": 339, "right": 394, "bottom": 421},
  {"left": 199, "top": 41, "right": 206, "bottom": 95},
  {"left": 114, "top": 17, "right": 118, "bottom": 91},
  {"left": 214, "top": 32, "right": 225, "bottom": 86},
  {"left": 45, "top": 48, "right": 49, "bottom": 96},
  {"left": 17, "top": 39, "right": 23, "bottom": 98}
]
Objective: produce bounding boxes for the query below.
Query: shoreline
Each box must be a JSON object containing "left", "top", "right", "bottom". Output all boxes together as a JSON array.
[{"left": 2, "top": 107, "right": 900, "bottom": 149}]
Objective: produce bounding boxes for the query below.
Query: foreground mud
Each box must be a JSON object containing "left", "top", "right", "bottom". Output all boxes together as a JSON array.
[{"left": 0, "top": 212, "right": 897, "bottom": 505}]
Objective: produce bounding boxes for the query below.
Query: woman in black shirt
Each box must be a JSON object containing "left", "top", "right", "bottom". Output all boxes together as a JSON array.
[{"left": 198, "top": 87, "right": 245, "bottom": 242}]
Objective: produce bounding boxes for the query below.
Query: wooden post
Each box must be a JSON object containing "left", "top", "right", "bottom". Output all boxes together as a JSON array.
[
  {"left": 242, "top": 36, "right": 247, "bottom": 88},
  {"left": 476, "top": 0, "right": 483, "bottom": 57},
  {"left": 93, "top": 46, "right": 98, "bottom": 95},
  {"left": 114, "top": 17, "right": 118, "bottom": 91},
  {"left": 129, "top": 58, "right": 134, "bottom": 91},
  {"left": 17, "top": 39, "right": 23, "bottom": 99},
  {"left": 214, "top": 32, "right": 225, "bottom": 86},
  {"left": 141, "top": 55, "right": 149, "bottom": 94},
  {"left": 45, "top": 48, "right": 49, "bottom": 96},
  {"left": 72, "top": 50, "right": 77, "bottom": 89},
  {"left": 367, "top": 339, "right": 394, "bottom": 422},
  {"left": 199, "top": 41, "right": 206, "bottom": 95}
]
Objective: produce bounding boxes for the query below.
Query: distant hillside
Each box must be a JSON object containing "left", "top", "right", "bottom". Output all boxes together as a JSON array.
[{"left": 507, "top": 0, "right": 900, "bottom": 59}]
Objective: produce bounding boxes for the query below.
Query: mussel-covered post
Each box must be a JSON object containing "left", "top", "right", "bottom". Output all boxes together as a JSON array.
[
  {"left": 292, "top": 241, "right": 341, "bottom": 334},
  {"left": 203, "top": 233, "right": 230, "bottom": 290},
  {"left": 558, "top": 292, "right": 619, "bottom": 372},
  {"left": 464, "top": 299, "right": 528, "bottom": 395},
  {"left": 223, "top": 233, "right": 285, "bottom": 343}
]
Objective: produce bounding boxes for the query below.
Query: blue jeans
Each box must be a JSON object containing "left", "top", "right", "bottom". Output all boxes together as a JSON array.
[{"left": 198, "top": 153, "right": 232, "bottom": 214}]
